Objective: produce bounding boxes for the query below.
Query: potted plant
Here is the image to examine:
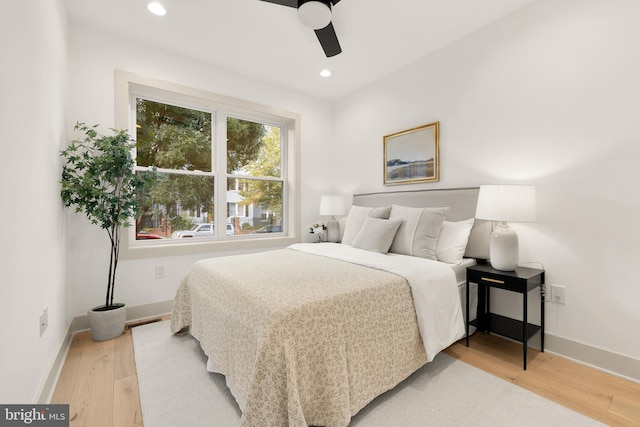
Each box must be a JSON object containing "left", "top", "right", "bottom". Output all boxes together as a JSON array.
[{"left": 61, "top": 123, "right": 153, "bottom": 341}]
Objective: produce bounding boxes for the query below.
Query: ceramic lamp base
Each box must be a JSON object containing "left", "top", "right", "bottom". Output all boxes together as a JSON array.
[
  {"left": 489, "top": 223, "right": 519, "bottom": 271},
  {"left": 326, "top": 217, "right": 340, "bottom": 242}
]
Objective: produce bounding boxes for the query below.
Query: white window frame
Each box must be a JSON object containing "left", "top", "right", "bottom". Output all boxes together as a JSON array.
[{"left": 115, "top": 70, "right": 300, "bottom": 259}]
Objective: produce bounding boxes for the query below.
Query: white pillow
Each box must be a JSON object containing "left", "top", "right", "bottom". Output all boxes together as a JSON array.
[
  {"left": 388, "top": 205, "right": 448, "bottom": 260},
  {"left": 351, "top": 218, "right": 402, "bottom": 254},
  {"left": 341, "top": 205, "right": 391, "bottom": 245},
  {"left": 436, "top": 218, "right": 475, "bottom": 264}
]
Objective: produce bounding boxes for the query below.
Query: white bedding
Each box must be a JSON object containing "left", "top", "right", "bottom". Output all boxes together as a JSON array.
[
  {"left": 453, "top": 257, "right": 477, "bottom": 284},
  {"left": 289, "top": 243, "right": 466, "bottom": 361}
]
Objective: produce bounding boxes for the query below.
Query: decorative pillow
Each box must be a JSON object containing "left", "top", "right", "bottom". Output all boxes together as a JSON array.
[
  {"left": 436, "top": 218, "right": 475, "bottom": 264},
  {"left": 369, "top": 205, "right": 392, "bottom": 219},
  {"left": 388, "top": 205, "right": 449, "bottom": 260},
  {"left": 341, "top": 205, "right": 391, "bottom": 245},
  {"left": 351, "top": 218, "right": 402, "bottom": 254},
  {"left": 464, "top": 219, "right": 492, "bottom": 260}
]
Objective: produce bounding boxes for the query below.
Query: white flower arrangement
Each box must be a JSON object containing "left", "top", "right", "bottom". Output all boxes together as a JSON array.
[{"left": 309, "top": 222, "right": 327, "bottom": 241}]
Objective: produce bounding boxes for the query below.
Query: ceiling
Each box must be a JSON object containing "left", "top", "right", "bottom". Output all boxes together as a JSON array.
[{"left": 63, "top": 0, "right": 535, "bottom": 101}]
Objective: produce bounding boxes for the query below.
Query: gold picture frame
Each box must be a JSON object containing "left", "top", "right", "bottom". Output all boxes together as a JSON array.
[{"left": 383, "top": 121, "right": 440, "bottom": 185}]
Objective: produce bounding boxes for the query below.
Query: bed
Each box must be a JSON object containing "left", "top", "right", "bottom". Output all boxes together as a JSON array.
[{"left": 170, "top": 187, "right": 491, "bottom": 427}]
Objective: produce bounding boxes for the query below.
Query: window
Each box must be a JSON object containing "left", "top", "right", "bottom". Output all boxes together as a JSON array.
[
  {"left": 226, "top": 118, "right": 283, "bottom": 235},
  {"left": 134, "top": 98, "right": 215, "bottom": 239},
  {"left": 115, "top": 71, "right": 299, "bottom": 257}
]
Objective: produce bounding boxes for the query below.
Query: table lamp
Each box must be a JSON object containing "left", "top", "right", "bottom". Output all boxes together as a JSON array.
[
  {"left": 319, "top": 195, "right": 348, "bottom": 243},
  {"left": 475, "top": 185, "right": 536, "bottom": 271}
]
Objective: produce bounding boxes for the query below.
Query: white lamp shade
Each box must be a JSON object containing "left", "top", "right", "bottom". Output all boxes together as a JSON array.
[
  {"left": 298, "top": 1, "right": 332, "bottom": 30},
  {"left": 475, "top": 185, "right": 536, "bottom": 223},
  {"left": 319, "top": 195, "right": 348, "bottom": 217}
]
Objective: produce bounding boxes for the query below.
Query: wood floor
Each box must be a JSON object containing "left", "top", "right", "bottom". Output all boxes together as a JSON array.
[
  {"left": 443, "top": 334, "right": 640, "bottom": 427},
  {"left": 51, "top": 326, "right": 143, "bottom": 426},
  {"left": 52, "top": 326, "right": 640, "bottom": 427}
]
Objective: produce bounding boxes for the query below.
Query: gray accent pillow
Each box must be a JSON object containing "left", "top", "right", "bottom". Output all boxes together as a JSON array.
[
  {"left": 369, "top": 205, "right": 392, "bottom": 219},
  {"left": 351, "top": 218, "right": 402, "bottom": 254},
  {"left": 464, "top": 219, "right": 492, "bottom": 260},
  {"left": 341, "top": 205, "right": 391, "bottom": 245},
  {"left": 388, "top": 205, "right": 449, "bottom": 260}
]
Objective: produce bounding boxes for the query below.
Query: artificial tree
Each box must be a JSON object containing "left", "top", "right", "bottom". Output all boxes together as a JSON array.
[{"left": 60, "top": 123, "right": 153, "bottom": 337}]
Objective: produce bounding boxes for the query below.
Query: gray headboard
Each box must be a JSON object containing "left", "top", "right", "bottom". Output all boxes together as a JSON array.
[{"left": 352, "top": 187, "right": 491, "bottom": 260}]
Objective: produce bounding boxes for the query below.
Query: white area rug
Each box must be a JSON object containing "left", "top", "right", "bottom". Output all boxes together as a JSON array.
[{"left": 133, "top": 320, "right": 604, "bottom": 427}]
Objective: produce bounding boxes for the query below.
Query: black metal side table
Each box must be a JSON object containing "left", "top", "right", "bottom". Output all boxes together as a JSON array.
[{"left": 466, "top": 264, "right": 545, "bottom": 370}]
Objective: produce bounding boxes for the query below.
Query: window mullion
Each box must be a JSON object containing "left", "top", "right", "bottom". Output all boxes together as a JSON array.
[{"left": 214, "top": 112, "right": 228, "bottom": 238}]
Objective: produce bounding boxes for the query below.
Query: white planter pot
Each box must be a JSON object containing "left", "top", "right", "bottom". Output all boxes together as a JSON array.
[{"left": 88, "top": 303, "right": 127, "bottom": 341}]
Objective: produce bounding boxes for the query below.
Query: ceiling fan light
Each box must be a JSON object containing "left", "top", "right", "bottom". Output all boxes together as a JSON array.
[{"left": 298, "top": 1, "right": 332, "bottom": 30}]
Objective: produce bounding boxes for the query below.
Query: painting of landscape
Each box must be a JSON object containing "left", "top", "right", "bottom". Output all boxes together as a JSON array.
[{"left": 384, "top": 122, "right": 439, "bottom": 184}]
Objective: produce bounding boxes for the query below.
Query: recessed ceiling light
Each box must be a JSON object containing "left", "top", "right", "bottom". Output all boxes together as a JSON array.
[
  {"left": 320, "top": 69, "right": 332, "bottom": 78},
  {"left": 147, "top": 2, "right": 166, "bottom": 16}
]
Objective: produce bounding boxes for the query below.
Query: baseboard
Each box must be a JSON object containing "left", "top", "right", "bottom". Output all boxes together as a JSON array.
[
  {"left": 69, "top": 300, "right": 173, "bottom": 333},
  {"left": 39, "top": 300, "right": 174, "bottom": 403},
  {"left": 36, "top": 322, "right": 74, "bottom": 404},
  {"left": 545, "top": 333, "right": 640, "bottom": 384}
]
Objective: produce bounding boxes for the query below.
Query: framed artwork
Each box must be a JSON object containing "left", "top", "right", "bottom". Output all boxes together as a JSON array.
[{"left": 383, "top": 121, "right": 439, "bottom": 185}]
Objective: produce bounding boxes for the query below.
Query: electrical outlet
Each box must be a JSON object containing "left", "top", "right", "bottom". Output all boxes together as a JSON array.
[
  {"left": 550, "top": 285, "right": 566, "bottom": 304},
  {"left": 155, "top": 265, "right": 165, "bottom": 279},
  {"left": 39, "top": 307, "right": 48, "bottom": 337}
]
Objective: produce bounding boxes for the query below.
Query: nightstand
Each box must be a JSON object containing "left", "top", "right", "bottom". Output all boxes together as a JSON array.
[{"left": 465, "top": 264, "right": 545, "bottom": 370}]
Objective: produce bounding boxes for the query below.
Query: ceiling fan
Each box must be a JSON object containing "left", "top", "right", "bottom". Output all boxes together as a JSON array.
[{"left": 259, "top": 0, "right": 342, "bottom": 57}]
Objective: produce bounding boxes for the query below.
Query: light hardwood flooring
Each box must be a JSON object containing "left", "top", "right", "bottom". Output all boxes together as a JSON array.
[
  {"left": 443, "top": 334, "right": 640, "bottom": 427},
  {"left": 51, "top": 326, "right": 143, "bottom": 426},
  {"left": 52, "top": 326, "right": 640, "bottom": 426}
]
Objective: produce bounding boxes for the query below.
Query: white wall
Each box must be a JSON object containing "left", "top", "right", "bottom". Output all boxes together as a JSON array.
[
  {"left": 66, "top": 24, "right": 334, "bottom": 317},
  {"left": 6, "top": 0, "right": 636, "bottom": 405},
  {"left": 333, "top": 0, "right": 640, "bottom": 362},
  {"left": 0, "top": 0, "right": 69, "bottom": 402}
]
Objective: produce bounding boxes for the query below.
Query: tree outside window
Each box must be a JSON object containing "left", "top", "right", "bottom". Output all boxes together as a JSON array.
[{"left": 133, "top": 98, "right": 284, "bottom": 240}]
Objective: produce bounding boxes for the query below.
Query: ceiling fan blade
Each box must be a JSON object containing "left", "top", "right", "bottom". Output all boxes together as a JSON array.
[
  {"left": 259, "top": 0, "right": 297, "bottom": 7},
  {"left": 331, "top": 0, "right": 341, "bottom": 4},
  {"left": 315, "top": 22, "right": 342, "bottom": 57}
]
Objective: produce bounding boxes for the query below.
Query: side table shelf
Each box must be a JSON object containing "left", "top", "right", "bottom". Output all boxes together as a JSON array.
[{"left": 469, "top": 314, "right": 541, "bottom": 344}]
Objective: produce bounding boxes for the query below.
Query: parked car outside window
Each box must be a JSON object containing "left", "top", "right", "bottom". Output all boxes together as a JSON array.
[
  {"left": 136, "top": 230, "right": 166, "bottom": 240},
  {"left": 171, "top": 223, "right": 234, "bottom": 238},
  {"left": 253, "top": 224, "right": 282, "bottom": 233}
]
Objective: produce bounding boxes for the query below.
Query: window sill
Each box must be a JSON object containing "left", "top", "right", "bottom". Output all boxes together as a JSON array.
[{"left": 120, "top": 233, "right": 299, "bottom": 260}]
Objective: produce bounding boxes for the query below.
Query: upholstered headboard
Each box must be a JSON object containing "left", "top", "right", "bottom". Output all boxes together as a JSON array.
[{"left": 352, "top": 187, "right": 491, "bottom": 260}]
